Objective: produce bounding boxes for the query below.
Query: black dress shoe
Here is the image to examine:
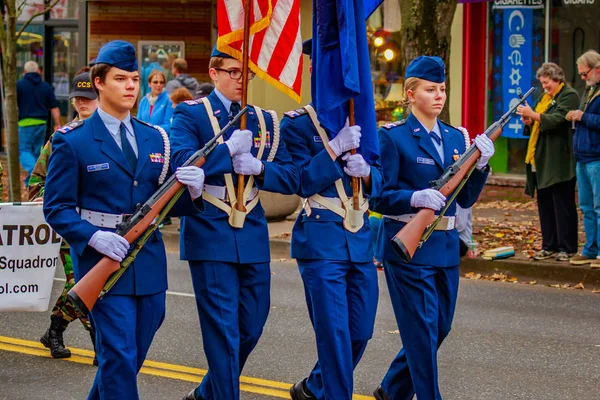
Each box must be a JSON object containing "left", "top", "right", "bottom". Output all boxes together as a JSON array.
[
  {"left": 290, "top": 379, "right": 316, "bottom": 400},
  {"left": 373, "top": 385, "right": 391, "bottom": 400},
  {"left": 182, "top": 389, "right": 197, "bottom": 400}
]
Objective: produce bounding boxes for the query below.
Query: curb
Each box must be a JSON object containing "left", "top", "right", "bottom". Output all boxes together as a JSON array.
[
  {"left": 162, "top": 230, "right": 600, "bottom": 287},
  {"left": 459, "top": 257, "right": 600, "bottom": 287}
]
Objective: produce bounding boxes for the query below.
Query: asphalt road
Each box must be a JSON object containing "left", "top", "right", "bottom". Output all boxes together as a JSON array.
[{"left": 1, "top": 253, "right": 599, "bottom": 400}]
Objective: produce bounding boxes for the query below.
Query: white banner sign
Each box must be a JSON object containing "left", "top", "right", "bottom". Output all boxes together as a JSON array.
[{"left": 0, "top": 203, "right": 62, "bottom": 312}]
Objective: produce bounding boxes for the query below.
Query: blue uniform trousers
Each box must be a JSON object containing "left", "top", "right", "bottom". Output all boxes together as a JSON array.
[
  {"left": 381, "top": 261, "right": 459, "bottom": 400},
  {"left": 299, "top": 260, "right": 378, "bottom": 400},
  {"left": 88, "top": 292, "right": 166, "bottom": 400},
  {"left": 189, "top": 261, "right": 271, "bottom": 400}
]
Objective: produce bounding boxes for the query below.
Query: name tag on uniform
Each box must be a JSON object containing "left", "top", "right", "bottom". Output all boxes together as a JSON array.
[
  {"left": 87, "top": 163, "right": 110, "bottom": 172},
  {"left": 416, "top": 157, "right": 435, "bottom": 165},
  {"left": 313, "top": 136, "right": 323, "bottom": 143}
]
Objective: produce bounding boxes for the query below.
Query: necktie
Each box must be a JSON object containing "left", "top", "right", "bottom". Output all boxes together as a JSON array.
[
  {"left": 119, "top": 122, "right": 137, "bottom": 170},
  {"left": 230, "top": 102, "right": 241, "bottom": 127},
  {"left": 430, "top": 131, "right": 442, "bottom": 146}
]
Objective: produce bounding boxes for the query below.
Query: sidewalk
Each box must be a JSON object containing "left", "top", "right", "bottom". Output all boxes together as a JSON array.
[{"left": 157, "top": 202, "right": 600, "bottom": 288}]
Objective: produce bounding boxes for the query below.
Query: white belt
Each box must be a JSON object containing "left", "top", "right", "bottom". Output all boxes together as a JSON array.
[
  {"left": 385, "top": 214, "right": 456, "bottom": 231},
  {"left": 307, "top": 197, "right": 342, "bottom": 210},
  {"left": 203, "top": 184, "right": 259, "bottom": 202},
  {"left": 80, "top": 208, "right": 130, "bottom": 229}
]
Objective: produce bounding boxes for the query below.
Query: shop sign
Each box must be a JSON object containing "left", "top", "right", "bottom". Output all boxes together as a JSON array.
[{"left": 490, "top": 1, "right": 540, "bottom": 138}]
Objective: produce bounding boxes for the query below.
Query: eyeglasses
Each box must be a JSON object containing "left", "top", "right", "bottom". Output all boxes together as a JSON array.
[
  {"left": 151, "top": 81, "right": 165, "bottom": 85},
  {"left": 214, "top": 68, "right": 256, "bottom": 81},
  {"left": 579, "top": 67, "right": 594, "bottom": 78}
]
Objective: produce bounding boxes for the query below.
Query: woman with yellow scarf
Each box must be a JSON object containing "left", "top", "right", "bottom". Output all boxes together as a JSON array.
[{"left": 517, "top": 62, "right": 580, "bottom": 262}]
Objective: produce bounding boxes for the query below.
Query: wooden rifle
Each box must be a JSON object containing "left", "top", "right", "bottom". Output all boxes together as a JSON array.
[{"left": 390, "top": 88, "right": 535, "bottom": 262}]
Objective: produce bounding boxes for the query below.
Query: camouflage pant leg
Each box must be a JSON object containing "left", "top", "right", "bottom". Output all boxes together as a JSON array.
[{"left": 50, "top": 240, "right": 92, "bottom": 331}]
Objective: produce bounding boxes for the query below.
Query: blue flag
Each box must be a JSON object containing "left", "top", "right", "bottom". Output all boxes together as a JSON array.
[{"left": 311, "top": 0, "right": 383, "bottom": 164}]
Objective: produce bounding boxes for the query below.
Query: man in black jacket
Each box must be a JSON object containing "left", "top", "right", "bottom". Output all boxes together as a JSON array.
[{"left": 16, "top": 61, "right": 61, "bottom": 184}]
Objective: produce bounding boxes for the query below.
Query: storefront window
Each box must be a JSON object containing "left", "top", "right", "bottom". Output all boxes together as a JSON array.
[
  {"left": 367, "top": 2, "right": 403, "bottom": 125},
  {"left": 17, "top": 0, "right": 79, "bottom": 22},
  {"left": 550, "top": 1, "right": 600, "bottom": 94},
  {"left": 16, "top": 24, "right": 45, "bottom": 73}
]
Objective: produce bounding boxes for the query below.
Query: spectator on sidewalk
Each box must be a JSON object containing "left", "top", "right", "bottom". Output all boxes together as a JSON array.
[
  {"left": 17, "top": 61, "right": 61, "bottom": 185},
  {"left": 165, "top": 58, "right": 200, "bottom": 98},
  {"left": 567, "top": 50, "right": 600, "bottom": 269},
  {"left": 517, "top": 62, "right": 580, "bottom": 262},
  {"left": 196, "top": 82, "right": 214, "bottom": 98},
  {"left": 169, "top": 87, "right": 194, "bottom": 109},
  {"left": 137, "top": 70, "right": 173, "bottom": 134}
]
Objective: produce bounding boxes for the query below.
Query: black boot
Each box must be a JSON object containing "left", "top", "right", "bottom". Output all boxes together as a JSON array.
[
  {"left": 290, "top": 379, "right": 316, "bottom": 400},
  {"left": 89, "top": 328, "right": 98, "bottom": 366},
  {"left": 40, "top": 316, "right": 71, "bottom": 358}
]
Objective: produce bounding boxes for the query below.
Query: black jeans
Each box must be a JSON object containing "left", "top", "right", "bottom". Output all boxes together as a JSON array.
[{"left": 536, "top": 177, "right": 578, "bottom": 254}]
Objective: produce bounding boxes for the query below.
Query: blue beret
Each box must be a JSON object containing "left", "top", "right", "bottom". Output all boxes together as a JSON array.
[
  {"left": 405, "top": 56, "right": 445, "bottom": 83},
  {"left": 302, "top": 39, "right": 312, "bottom": 56},
  {"left": 210, "top": 45, "right": 234, "bottom": 59},
  {"left": 94, "top": 40, "right": 138, "bottom": 72}
]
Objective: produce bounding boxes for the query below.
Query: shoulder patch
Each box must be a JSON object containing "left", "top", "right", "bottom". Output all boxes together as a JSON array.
[
  {"left": 380, "top": 119, "right": 406, "bottom": 130},
  {"left": 283, "top": 107, "right": 308, "bottom": 119},
  {"left": 132, "top": 117, "right": 155, "bottom": 128},
  {"left": 183, "top": 99, "right": 200, "bottom": 106},
  {"left": 56, "top": 119, "right": 84, "bottom": 134}
]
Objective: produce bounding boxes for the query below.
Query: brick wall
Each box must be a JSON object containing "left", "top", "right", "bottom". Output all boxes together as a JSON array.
[{"left": 88, "top": 0, "right": 214, "bottom": 83}]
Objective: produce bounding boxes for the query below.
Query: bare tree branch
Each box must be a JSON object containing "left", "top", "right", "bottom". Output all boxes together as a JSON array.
[
  {"left": 16, "top": 0, "right": 61, "bottom": 40},
  {"left": 17, "top": 1, "right": 29, "bottom": 15}
]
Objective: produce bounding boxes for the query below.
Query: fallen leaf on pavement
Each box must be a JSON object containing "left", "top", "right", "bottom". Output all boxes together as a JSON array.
[
  {"left": 574, "top": 282, "right": 585, "bottom": 290},
  {"left": 528, "top": 281, "right": 537, "bottom": 285}
]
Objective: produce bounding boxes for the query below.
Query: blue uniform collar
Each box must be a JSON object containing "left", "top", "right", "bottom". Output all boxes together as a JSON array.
[
  {"left": 213, "top": 88, "right": 241, "bottom": 115},
  {"left": 97, "top": 107, "right": 134, "bottom": 138}
]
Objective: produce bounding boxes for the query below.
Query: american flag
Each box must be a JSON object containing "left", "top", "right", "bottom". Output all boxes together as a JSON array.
[{"left": 216, "top": 0, "right": 303, "bottom": 102}]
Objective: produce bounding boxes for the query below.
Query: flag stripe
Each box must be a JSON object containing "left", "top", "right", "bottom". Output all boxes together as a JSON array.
[{"left": 218, "top": 0, "right": 303, "bottom": 102}]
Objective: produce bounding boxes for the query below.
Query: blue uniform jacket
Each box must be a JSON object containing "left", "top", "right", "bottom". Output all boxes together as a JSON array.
[
  {"left": 573, "top": 90, "right": 600, "bottom": 163},
  {"left": 43, "top": 111, "right": 199, "bottom": 295},
  {"left": 137, "top": 90, "right": 174, "bottom": 134},
  {"left": 281, "top": 108, "right": 382, "bottom": 263},
  {"left": 371, "top": 114, "right": 489, "bottom": 267},
  {"left": 170, "top": 91, "right": 299, "bottom": 263}
]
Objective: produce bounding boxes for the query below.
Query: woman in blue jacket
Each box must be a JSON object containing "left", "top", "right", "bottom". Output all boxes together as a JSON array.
[{"left": 137, "top": 70, "right": 173, "bottom": 134}]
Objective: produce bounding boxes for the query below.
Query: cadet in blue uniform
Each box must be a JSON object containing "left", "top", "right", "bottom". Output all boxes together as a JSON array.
[
  {"left": 43, "top": 41, "right": 206, "bottom": 400},
  {"left": 371, "top": 56, "right": 494, "bottom": 400},
  {"left": 282, "top": 39, "right": 382, "bottom": 400},
  {"left": 170, "top": 47, "right": 299, "bottom": 400}
]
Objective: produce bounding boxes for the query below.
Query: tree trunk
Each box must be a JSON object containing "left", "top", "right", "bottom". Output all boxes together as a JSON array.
[
  {"left": 397, "top": 0, "right": 458, "bottom": 122},
  {"left": 4, "top": 8, "right": 21, "bottom": 201}
]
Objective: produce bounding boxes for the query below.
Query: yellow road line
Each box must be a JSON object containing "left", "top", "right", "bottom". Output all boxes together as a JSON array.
[{"left": 0, "top": 336, "right": 373, "bottom": 399}]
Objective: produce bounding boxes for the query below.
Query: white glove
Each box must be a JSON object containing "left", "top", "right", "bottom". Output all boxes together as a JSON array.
[
  {"left": 328, "top": 120, "right": 361, "bottom": 157},
  {"left": 175, "top": 166, "right": 205, "bottom": 199},
  {"left": 342, "top": 153, "right": 370, "bottom": 177},
  {"left": 410, "top": 189, "right": 446, "bottom": 211},
  {"left": 225, "top": 129, "right": 252, "bottom": 156},
  {"left": 88, "top": 231, "right": 130, "bottom": 262},
  {"left": 233, "top": 152, "right": 263, "bottom": 176},
  {"left": 474, "top": 134, "right": 494, "bottom": 169}
]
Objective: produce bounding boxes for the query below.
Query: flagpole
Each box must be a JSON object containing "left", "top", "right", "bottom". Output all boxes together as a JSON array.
[
  {"left": 236, "top": 0, "right": 252, "bottom": 213},
  {"left": 348, "top": 99, "right": 360, "bottom": 210}
]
